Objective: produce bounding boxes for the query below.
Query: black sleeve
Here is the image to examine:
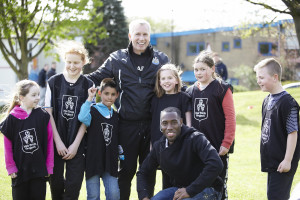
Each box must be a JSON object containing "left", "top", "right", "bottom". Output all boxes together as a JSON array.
[
  {"left": 136, "top": 145, "right": 160, "bottom": 200},
  {"left": 0, "top": 116, "right": 12, "bottom": 140},
  {"left": 186, "top": 133, "right": 223, "bottom": 197},
  {"left": 181, "top": 92, "right": 192, "bottom": 113},
  {"left": 86, "top": 55, "right": 115, "bottom": 86}
]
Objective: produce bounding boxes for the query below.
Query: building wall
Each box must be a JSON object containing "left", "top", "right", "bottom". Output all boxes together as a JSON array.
[{"left": 152, "top": 21, "right": 293, "bottom": 79}]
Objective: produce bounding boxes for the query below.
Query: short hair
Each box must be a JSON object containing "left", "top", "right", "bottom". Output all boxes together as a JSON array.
[
  {"left": 99, "top": 78, "right": 118, "bottom": 92},
  {"left": 254, "top": 58, "right": 282, "bottom": 81},
  {"left": 160, "top": 107, "right": 181, "bottom": 120},
  {"left": 155, "top": 64, "right": 182, "bottom": 98},
  {"left": 129, "top": 19, "right": 151, "bottom": 35}
]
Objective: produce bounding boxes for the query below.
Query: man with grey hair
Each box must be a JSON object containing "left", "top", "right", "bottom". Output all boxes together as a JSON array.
[{"left": 87, "top": 19, "right": 169, "bottom": 200}]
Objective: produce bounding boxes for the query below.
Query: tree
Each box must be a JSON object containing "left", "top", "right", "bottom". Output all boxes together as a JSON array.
[
  {"left": 83, "top": 0, "right": 128, "bottom": 73},
  {"left": 245, "top": 0, "right": 300, "bottom": 48},
  {"left": 0, "top": 0, "right": 106, "bottom": 80}
]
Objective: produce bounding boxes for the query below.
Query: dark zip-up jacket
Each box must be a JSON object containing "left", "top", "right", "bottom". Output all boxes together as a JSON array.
[
  {"left": 87, "top": 43, "right": 169, "bottom": 121},
  {"left": 137, "top": 125, "right": 223, "bottom": 199}
]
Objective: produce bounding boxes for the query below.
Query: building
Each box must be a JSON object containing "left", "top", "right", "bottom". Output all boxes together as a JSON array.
[{"left": 150, "top": 19, "right": 300, "bottom": 83}]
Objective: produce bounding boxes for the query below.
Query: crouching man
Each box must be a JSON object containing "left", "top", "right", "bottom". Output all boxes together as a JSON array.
[{"left": 137, "top": 107, "right": 224, "bottom": 200}]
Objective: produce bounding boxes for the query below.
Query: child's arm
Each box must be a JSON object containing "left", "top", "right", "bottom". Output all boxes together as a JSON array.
[
  {"left": 63, "top": 123, "right": 87, "bottom": 160},
  {"left": 220, "top": 89, "right": 236, "bottom": 156},
  {"left": 185, "top": 111, "right": 192, "bottom": 127},
  {"left": 45, "top": 108, "right": 68, "bottom": 157},
  {"left": 277, "top": 131, "right": 297, "bottom": 173},
  {"left": 78, "top": 86, "right": 97, "bottom": 127},
  {"left": 46, "top": 120, "right": 54, "bottom": 176},
  {"left": 4, "top": 136, "right": 18, "bottom": 178}
]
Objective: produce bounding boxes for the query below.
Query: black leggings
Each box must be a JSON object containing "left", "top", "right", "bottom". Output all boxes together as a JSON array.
[
  {"left": 12, "top": 177, "right": 46, "bottom": 200},
  {"left": 49, "top": 149, "right": 85, "bottom": 200}
]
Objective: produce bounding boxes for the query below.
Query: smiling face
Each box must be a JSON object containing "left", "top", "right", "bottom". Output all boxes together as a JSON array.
[
  {"left": 194, "top": 62, "right": 215, "bottom": 85},
  {"left": 160, "top": 111, "right": 182, "bottom": 145},
  {"left": 20, "top": 85, "right": 40, "bottom": 110},
  {"left": 128, "top": 23, "right": 150, "bottom": 55},
  {"left": 100, "top": 86, "right": 119, "bottom": 109},
  {"left": 255, "top": 67, "right": 277, "bottom": 93},
  {"left": 65, "top": 53, "right": 84, "bottom": 78},
  {"left": 159, "top": 70, "right": 178, "bottom": 94}
]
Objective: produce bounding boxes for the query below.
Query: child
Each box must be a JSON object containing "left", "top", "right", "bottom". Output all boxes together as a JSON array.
[
  {"left": 0, "top": 80, "right": 54, "bottom": 200},
  {"left": 45, "top": 40, "right": 94, "bottom": 199},
  {"left": 151, "top": 63, "right": 192, "bottom": 144},
  {"left": 254, "top": 58, "right": 299, "bottom": 200},
  {"left": 78, "top": 78, "right": 120, "bottom": 200},
  {"left": 186, "top": 51, "right": 236, "bottom": 200}
]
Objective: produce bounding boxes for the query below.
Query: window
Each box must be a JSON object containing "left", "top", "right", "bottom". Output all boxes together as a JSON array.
[
  {"left": 258, "top": 42, "right": 277, "bottom": 56},
  {"left": 187, "top": 42, "right": 205, "bottom": 56},
  {"left": 233, "top": 38, "right": 242, "bottom": 48},
  {"left": 222, "top": 42, "right": 230, "bottom": 52}
]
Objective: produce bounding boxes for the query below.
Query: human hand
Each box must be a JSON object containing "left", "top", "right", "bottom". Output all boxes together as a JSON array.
[
  {"left": 62, "top": 142, "right": 79, "bottom": 160},
  {"left": 9, "top": 173, "right": 17, "bottom": 178},
  {"left": 173, "top": 188, "right": 190, "bottom": 200},
  {"left": 219, "top": 146, "right": 229, "bottom": 156},
  {"left": 55, "top": 139, "right": 68, "bottom": 157},
  {"left": 87, "top": 87, "right": 97, "bottom": 101},
  {"left": 142, "top": 198, "right": 150, "bottom": 200},
  {"left": 277, "top": 159, "right": 291, "bottom": 173}
]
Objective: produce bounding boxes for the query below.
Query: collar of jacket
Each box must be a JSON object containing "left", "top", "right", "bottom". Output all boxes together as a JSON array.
[{"left": 127, "top": 42, "right": 153, "bottom": 57}]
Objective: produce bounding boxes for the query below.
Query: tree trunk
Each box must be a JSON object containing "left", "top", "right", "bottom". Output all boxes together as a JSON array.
[{"left": 291, "top": 14, "right": 300, "bottom": 49}]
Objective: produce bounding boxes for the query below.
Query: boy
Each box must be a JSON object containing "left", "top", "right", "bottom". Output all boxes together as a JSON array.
[
  {"left": 254, "top": 58, "right": 300, "bottom": 200},
  {"left": 78, "top": 78, "right": 120, "bottom": 200}
]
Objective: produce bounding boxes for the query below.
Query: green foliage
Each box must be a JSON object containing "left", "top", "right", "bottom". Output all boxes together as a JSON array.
[
  {"left": 83, "top": 0, "right": 128, "bottom": 74},
  {"left": 0, "top": 0, "right": 106, "bottom": 80},
  {"left": 231, "top": 65, "right": 258, "bottom": 91},
  {"left": 233, "top": 85, "right": 249, "bottom": 93}
]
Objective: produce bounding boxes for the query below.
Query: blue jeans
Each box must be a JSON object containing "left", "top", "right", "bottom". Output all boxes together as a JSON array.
[
  {"left": 151, "top": 187, "right": 221, "bottom": 200},
  {"left": 86, "top": 172, "right": 120, "bottom": 200}
]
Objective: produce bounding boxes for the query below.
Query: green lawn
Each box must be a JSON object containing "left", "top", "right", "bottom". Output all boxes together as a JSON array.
[{"left": 0, "top": 88, "right": 300, "bottom": 200}]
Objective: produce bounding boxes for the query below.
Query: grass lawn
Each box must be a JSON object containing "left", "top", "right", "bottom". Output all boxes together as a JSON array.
[{"left": 0, "top": 88, "right": 299, "bottom": 200}]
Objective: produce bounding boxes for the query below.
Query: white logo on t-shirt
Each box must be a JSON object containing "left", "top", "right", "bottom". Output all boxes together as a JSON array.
[
  {"left": 262, "top": 118, "right": 271, "bottom": 144},
  {"left": 19, "top": 128, "right": 39, "bottom": 154},
  {"left": 194, "top": 98, "right": 208, "bottom": 122},
  {"left": 61, "top": 95, "right": 78, "bottom": 120},
  {"left": 101, "top": 123, "right": 113, "bottom": 146},
  {"left": 137, "top": 66, "right": 144, "bottom": 71}
]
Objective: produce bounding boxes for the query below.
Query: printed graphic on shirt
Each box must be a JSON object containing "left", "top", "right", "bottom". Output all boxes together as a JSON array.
[
  {"left": 19, "top": 128, "right": 39, "bottom": 154},
  {"left": 152, "top": 57, "right": 159, "bottom": 65},
  {"left": 61, "top": 95, "right": 78, "bottom": 120},
  {"left": 101, "top": 123, "right": 113, "bottom": 146},
  {"left": 194, "top": 98, "right": 208, "bottom": 122},
  {"left": 262, "top": 118, "right": 271, "bottom": 144},
  {"left": 137, "top": 66, "right": 144, "bottom": 71}
]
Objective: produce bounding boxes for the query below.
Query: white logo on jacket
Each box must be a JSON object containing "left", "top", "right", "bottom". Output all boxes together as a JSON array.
[
  {"left": 194, "top": 98, "right": 208, "bottom": 122},
  {"left": 101, "top": 123, "right": 113, "bottom": 146},
  {"left": 61, "top": 95, "right": 78, "bottom": 120},
  {"left": 19, "top": 128, "right": 39, "bottom": 154},
  {"left": 261, "top": 118, "right": 271, "bottom": 144}
]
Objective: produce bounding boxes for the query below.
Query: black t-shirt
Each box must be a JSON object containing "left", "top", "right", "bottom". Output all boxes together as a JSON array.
[
  {"left": 48, "top": 73, "right": 93, "bottom": 148},
  {"left": 85, "top": 106, "right": 119, "bottom": 179},
  {"left": 186, "top": 80, "right": 232, "bottom": 152},
  {"left": 150, "top": 92, "right": 192, "bottom": 144},
  {"left": 0, "top": 108, "right": 50, "bottom": 186},
  {"left": 260, "top": 93, "right": 300, "bottom": 172}
]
